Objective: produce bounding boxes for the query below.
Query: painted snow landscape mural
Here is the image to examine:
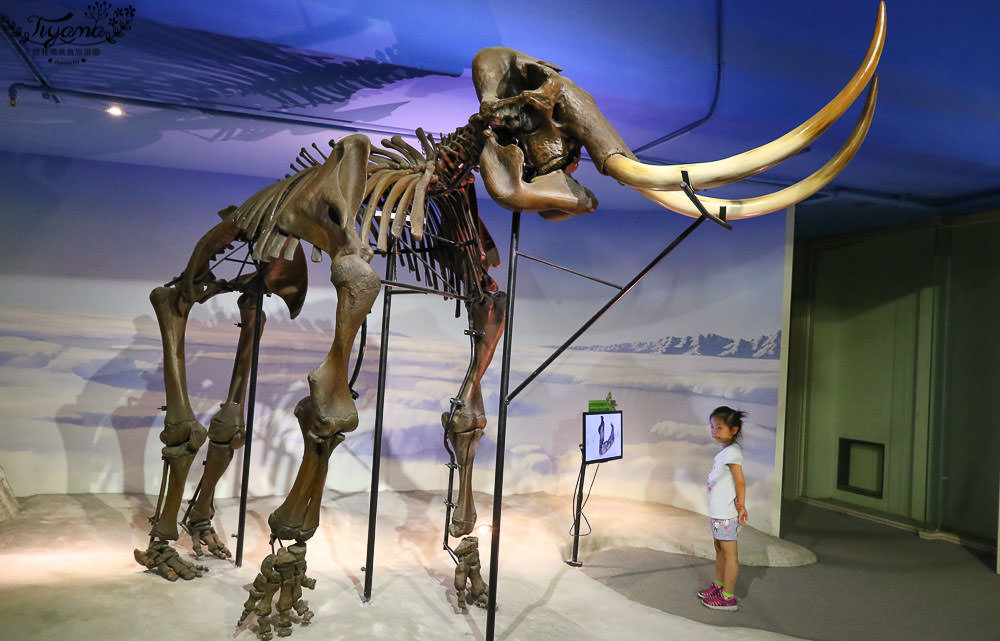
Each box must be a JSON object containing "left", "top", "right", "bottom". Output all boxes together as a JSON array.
[{"left": 0, "top": 150, "right": 787, "bottom": 535}]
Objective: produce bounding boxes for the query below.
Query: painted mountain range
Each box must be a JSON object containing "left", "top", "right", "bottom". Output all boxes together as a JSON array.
[{"left": 574, "top": 331, "right": 781, "bottom": 359}]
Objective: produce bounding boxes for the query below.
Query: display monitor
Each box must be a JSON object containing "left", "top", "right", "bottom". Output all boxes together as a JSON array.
[{"left": 582, "top": 410, "right": 623, "bottom": 464}]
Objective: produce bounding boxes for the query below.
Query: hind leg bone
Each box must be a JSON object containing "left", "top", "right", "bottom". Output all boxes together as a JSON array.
[
  {"left": 135, "top": 284, "right": 210, "bottom": 579},
  {"left": 137, "top": 220, "right": 244, "bottom": 578},
  {"left": 184, "top": 290, "right": 264, "bottom": 558}
]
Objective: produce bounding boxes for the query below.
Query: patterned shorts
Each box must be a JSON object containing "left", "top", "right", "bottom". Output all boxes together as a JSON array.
[{"left": 710, "top": 518, "right": 740, "bottom": 541}]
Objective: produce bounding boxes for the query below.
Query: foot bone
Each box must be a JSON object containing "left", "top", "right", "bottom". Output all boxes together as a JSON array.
[
  {"left": 187, "top": 519, "right": 232, "bottom": 559},
  {"left": 134, "top": 540, "right": 208, "bottom": 581},
  {"left": 239, "top": 544, "right": 315, "bottom": 640}
]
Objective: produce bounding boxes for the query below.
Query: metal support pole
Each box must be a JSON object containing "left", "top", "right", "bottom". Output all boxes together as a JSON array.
[
  {"left": 485, "top": 212, "right": 520, "bottom": 641},
  {"left": 379, "top": 279, "right": 470, "bottom": 300},
  {"left": 235, "top": 269, "right": 266, "bottom": 567},
  {"left": 363, "top": 242, "right": 397, "bottom": 602},
  {"left": 483, "top": 212, "right": 721, "bottom": 639},
  {"left": 508, "top": 215, "right": 709, "bottom": 404},
  {"left": 566, "top": 454, "right": 586, "bottom": 567}
]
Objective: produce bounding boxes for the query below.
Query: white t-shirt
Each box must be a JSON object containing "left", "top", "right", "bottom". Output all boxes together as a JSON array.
[{"left": 707, "top": 443, "right": 744, "bottom": 519}]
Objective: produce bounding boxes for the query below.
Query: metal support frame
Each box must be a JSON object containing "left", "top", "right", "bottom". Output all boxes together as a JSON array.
[
  {"left": 362, "top": 238, "right": 482, "bottom": 597},
  {"left": 218, "top": 233, "right": 436, "bottom": 592},
  {"left": 484, "top": 194, "right": 728, "bottom": 641},
  {"left": 218, "top": 235, "right": 453, "bottom": 584},
  {"left": 380, "top": 279, "right": 472, "bottom": 301},
  {"left": 167, "top": 174, "right": 723, "bottom": 629},
  {"left": 234, "top": 267, "right": 266, "bottom": 567},
  {"left": 485, "top": 211, "right": 521, "bottom": 640},
  {"left": 566, "top": 451, "right": 587, "bottom": 567},
  {"left": 362, "top": 239, "right": 397, "bottom": 601}
]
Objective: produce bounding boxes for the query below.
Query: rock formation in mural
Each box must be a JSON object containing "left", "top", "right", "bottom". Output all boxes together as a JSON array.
[{"left": 137, "top": 4, "right": 884, "bottom": 636}]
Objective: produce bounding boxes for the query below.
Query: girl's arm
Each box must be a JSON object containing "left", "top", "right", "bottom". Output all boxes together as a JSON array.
[{"left": 729, "top": 463, "right": 748, "bottom": 525}]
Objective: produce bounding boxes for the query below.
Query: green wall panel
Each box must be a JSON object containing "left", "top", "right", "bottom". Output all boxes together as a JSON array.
[
  {"left": 939, "top": 221, "right": 1000, "bottom": 541},
  {"left": 801, "top": 228, "right": 935, "bottom": 519},
  {"left": 792, "top": 215, "right": 1000, "bottom": 544}
]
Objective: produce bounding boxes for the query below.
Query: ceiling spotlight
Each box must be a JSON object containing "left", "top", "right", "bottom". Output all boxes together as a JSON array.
[
  {"left": 105, "top": 105, "right": 125, "bottom": 117},
  {"left": 475, "top": 522, "right": 492, "bottom": 537}
]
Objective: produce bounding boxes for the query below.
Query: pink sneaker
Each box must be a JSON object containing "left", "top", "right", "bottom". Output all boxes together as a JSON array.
[
  {"left": 702, "top": 592, "right": 739, "bottom": 611},
  {"left": 696, "top": 583, "right": 721, "bottom": 599}
]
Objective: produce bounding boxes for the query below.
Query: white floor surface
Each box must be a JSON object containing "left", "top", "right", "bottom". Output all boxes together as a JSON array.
[{"left": 0, "top": 491, "right": 816, "bottom": 641}]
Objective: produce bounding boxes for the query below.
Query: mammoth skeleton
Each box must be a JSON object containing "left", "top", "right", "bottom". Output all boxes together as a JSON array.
[{"left": 136, "top": 5, "right": 884, "bottom": 637}]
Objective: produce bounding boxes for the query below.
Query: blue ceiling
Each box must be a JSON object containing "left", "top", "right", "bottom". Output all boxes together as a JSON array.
[{"left": 1, "top": 0, "right": 997, "bottom": 238}]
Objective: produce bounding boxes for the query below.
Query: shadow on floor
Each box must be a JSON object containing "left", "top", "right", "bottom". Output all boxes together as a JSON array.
[{"left": 582, "top": 500, "right": 999, "bottom": 641}]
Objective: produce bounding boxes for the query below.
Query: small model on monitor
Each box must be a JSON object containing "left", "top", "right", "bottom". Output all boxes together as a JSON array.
[{"left": 582, "top": 411, "right": 623, "bottom": 464}]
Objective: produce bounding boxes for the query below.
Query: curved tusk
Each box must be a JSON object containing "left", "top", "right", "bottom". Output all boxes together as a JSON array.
[
  {"left": 637, "top": 76, "right": 878, "bottom": 220},
  {"left": 604, "top": 1, "right": 886, "bottom": 191}
]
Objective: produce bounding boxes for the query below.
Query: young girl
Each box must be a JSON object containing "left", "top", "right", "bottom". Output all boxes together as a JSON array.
[{"left": 698, "top": 406, "right": 748, "bottom": 611}]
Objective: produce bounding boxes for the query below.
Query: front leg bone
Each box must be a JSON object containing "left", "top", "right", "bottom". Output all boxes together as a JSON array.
[
  {"left": 267, "top": 251, "right": 379, "bottom": 541},
  {"left": 445, "top": 425, "right": 484, "bottom": 537},
  {"left": 444, "top": 292, "right": 506, "bottom": 537},
  {"left": 267, "top": 398, "right": 345, "bottom": 541},
  {"left": 243, "top": 138, "right": 376, "bottom": 636}
]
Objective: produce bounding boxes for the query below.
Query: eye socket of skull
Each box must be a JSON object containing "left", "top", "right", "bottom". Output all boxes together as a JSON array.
[
  {"left": 521, "top": 63, "right": 555, "bottom": 93},
  {"left": 512, "top": 104, "right": 544, "bottom": 133},
  {"left": 491, "top": 125, "right": 518, "bottom": 147},
  {"left": 498, "top": 60, "right": 558, "bottom": 98},
  {"left": 493, "top": 98, "right": 581, "bottom": 177}
]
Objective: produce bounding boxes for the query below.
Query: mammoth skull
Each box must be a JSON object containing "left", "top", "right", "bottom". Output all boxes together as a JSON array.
[{"left": 473, "top": 1, "right": 886, "bottom": 221}]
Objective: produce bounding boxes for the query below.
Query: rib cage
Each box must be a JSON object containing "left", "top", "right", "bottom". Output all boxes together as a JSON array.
[
  {"left": 361, "top": 120, "right": 497, "bottom": 302},
  {"left": 226, "top": 117, "right": 497, "bottom": 304},
  {"left": 380, "top": 182, "right": 497, "bottom": 304},
  {"left": 228, "top": 163, "right": 318, "bottom": 263}
]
